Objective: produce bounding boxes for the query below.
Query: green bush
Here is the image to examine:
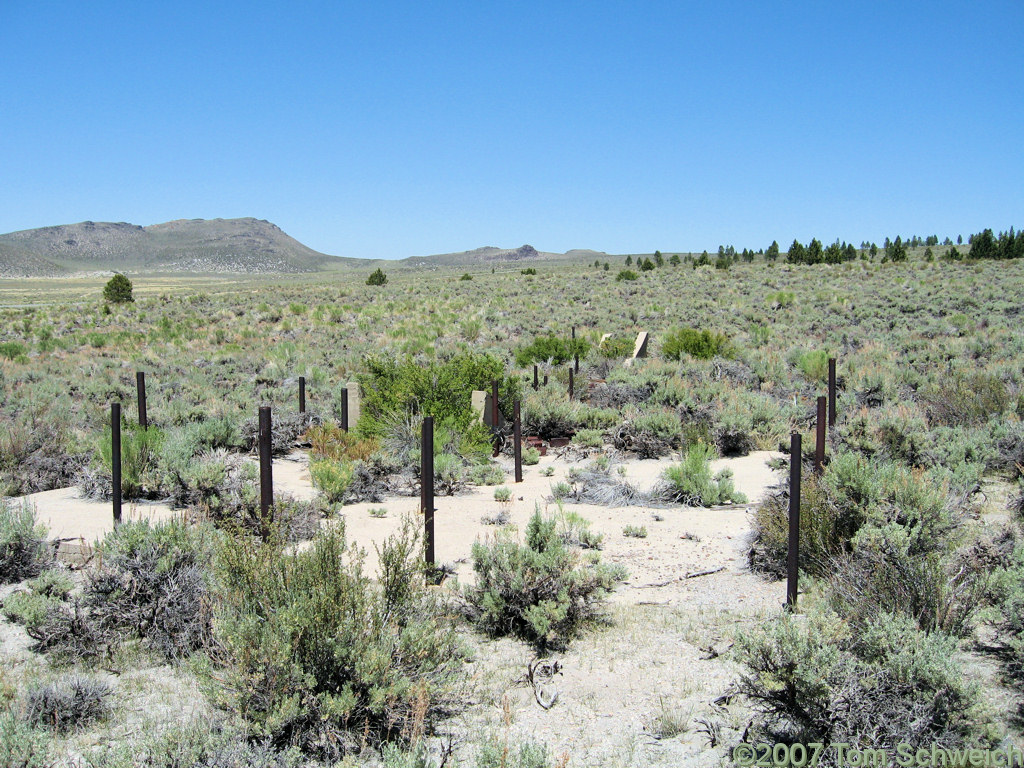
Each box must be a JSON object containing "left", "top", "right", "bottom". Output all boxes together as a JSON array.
[
  {"left": 654, "top": 443, "right": 746, "bottom": 506},
  {"left": 522, "top": 446, "right": 541, "bottom": 465},
  {"left": 0, "top": 500, "right": 51, "bottom": 584},
  {"left": 514, "top": 335, "right": 589, "bottom": 367},
  {"left": 464, "top": 508, "right": 626, "bottom": 651},
  {"left": 0, "top": 711, "right": 52, "bottom": 768},
  {"left": 0, "top": 341, "right": 27, "bottom": 360},
  {"left": 792, "top": 349, "right": 830, "bottom": 382},
  {"left": 97, "top": 423, "right": 166, "bottom": 500},
  {"left": 596, "top": 335, "right": 635, "bottom": 358},
  {"left": 923, "top": 371, "right": 1010, "bottom": 426},
  {"left": 358, "top": 352, "right": 520, "bottom": 440},
  {"left": 102, "top": 273, "right": 134, "bottom": 303},
  {"left": 309, "top": 458, "right": 354, "bottom": 502},
  {"left": 661, "top": 327, "right": 733, "bottom": 361},
  {"left": 615, "top": 269, "right": 638, "bottom": 282},
  {"left": 734, "top": 609, "right": 995, "bottom": 750},
  {"left": 366, "top": 268, "right": 388, "bottom": 286},
  {"left": 211, "top": 516, "right": 463, "bottom": 758}
]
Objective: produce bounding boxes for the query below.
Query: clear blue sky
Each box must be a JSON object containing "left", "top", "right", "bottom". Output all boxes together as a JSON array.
[{"left": 2, "top": 1, "right": 1021, "bottom": 259}]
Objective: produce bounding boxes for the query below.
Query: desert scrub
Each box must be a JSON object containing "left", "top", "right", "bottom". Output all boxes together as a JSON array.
[
  {"left": 83, "top": 518, "right": 215, "bottom": 660},
  {"left": 306, "top": 422, "right": 379, "bottom": 461},
  {"left": 93, "top": 423, "right": 166, "bottom": 500},
  {"left": 572, "top": 428, "right": 604, "bottom": 448},
  {"left": 309, "top": 458, "right": 355, "bottom": 502},
  {"left": 0, "top": 500, "right": 52, "bottom": 584},
  {"left": 0, "top": 710, "right": 52, "bottom": 768},
  {"left": 514, "top": 334, "right": 589, "bottom": 367},
  {"left": 622, "top": 525, "right": 648, "bottom": 538},
  {"left": 734, "top": 609, "right": 996, "bottom": 751},
  {"left": 2, "top": 569, "right": 73, "bottom": 630},
  {"left": 652, "top": 443, "right": 746, "bottom": 506},
  {"left": 661, "top": 327, "right": 733, "bottom": 361},
  {"left": 210, "top": 516, "right": 464, "bottom": 758},
  {"left": 23, "top": 674, "right": 112, "bottom": 732},
  {"left": 464, "top": 508, "right": 626, "bottom": 651}
]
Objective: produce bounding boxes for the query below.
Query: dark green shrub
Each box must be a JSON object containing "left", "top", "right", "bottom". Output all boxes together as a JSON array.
[
  {"left": 595, "top": 335, "right": 635, "bottom": 358},
  {"left": 358, "top": 352, "right": 520, "bottom": 439},
  {"left": 0, "top": 501, "right": 52, "bottom": 584},
  {"left": 102, "top": 273, "right": 134, "bottom": 303},
  {"left": 95, "top": 423, "right": 166, "bottom": 500},
  {"left": 652, "top": 443, "right": 746, "bottom": 506},
  {"left": 460, "top": 272, "right": 473, "bottom": 281},
  {"left": 211, "top": 516, "right": 463, "bottom": 758},
  {"left": 661, "top": 327, "right": 733, "bottom": 361},
  {"left": 464, "top": 508, "right": 627, "bottom": 651},
  {"left": 514, "top": 335, "right": 589, "bottom": 367},
  {"left": 366, "top": 268, "right": 388, "bottom": 286},
  {"left": 615, "top": 269, "right": 638, "bottom": 281},
  {"left": 0, "top": 341, "right": 27, "bottom": 360},
  {"left": 24, "top": 675, "right": 111, "bottom": 732},
  {"left": 734, "top": 610, "right": 994, "bottom": 750},
  {"left": 520, "top": 267, "right": 537, "bottom": 275}
]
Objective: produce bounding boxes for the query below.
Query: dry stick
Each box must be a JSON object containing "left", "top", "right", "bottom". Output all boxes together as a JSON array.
[
  {"left": 814, "top": 395, "right": 826, "bottom": 475},
  {"left": 136, "top": 371, "right": 147, "bottom": 430},
  {"left": 685, "top": 566, "right": 725, "bottom": 579},
  {"left": 513, "top": 400, "right": 523, "bottom": 483},
  {"left": 421, "top": 416, "right": 435, "bottom": 572},
  {"left": 787, "top": 431, "right": 802, "bottom": 608},
  {"left": 258, "top": 406, "right": 273, "bottom": 515},
  {"left": 111, "top": 402, "right": 122, "bottom": 527},
  {"left": 827, "top": 357, "right": 837, "bottom": 429}
]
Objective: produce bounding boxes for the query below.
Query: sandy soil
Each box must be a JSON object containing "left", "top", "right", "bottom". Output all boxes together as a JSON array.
[{"left": 8, "top": 448, "right": 789, "bottom": 767}]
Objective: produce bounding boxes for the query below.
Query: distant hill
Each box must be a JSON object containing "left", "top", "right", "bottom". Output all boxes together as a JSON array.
[
  {"left": 0, "top": 218, "right": 339, "bottom": 276},
  {"left": 401, "top": 244, "right": 605, "bottom": 267}
]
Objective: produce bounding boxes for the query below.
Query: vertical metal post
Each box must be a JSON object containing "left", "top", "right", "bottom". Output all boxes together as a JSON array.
[
  {"left": 136, "top": 372, "right": 147, "bottom": 430},
  {"left": 814, "top": 396, "right": 826, "bottom": 475},
  {"left": 421, "top": 416, "right": 435, "bottom": 569},
  {"left": 513, "top": 401, "right": 523, "bottom": 483},
  {"left": 568, "top": 367, "right": 574, "bottom": 400},
  {"left": 543, "top": 374, "right": 548, "bottom": 386},
  {"left": 299, "top": 376, "right": 306, "bottom": 414},
  {"left": 828, "top": 358, "right": 837, "bottom": 429},
  {"left": 258, "top": 406, "right": 273, "bottom": 515},
  {"left": 340, "top": 387, "right": 349, "bottom": 431},
  {"left": 533, "top": 365, "right": 539, "bottom": 391},
  {"left": 111, "top": 402, "right": 122, "bottom": 527},
  {"left": 787, "top": 432, "right": 801, "bottom": 608},
  {"left": 491, "top": 379, "right": 499, "bottom": 428},
  {"left": 572, "top": 326, "right": 579, "bottom": 372}
]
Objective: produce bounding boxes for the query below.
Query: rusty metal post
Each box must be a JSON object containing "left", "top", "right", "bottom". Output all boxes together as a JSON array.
[
  {"left": 258, "top": 406, "right": 273, "bottom": 515},
  {"left": 568, "top": 367, "right": 574, "bottom": 400},
  {"left": 111, "top": 402, "right": 122, "bottom": 527},
  {"left": 533, "top": 365, "right": 539, "bottom": 391},
  {"left": 136, "top": 371, "right": 147, "bottom": 430},
  {"left": 299, "top": 376, "right": 306, "bottom": 414},
  {"left": 340, "top": 388, "right": 349, "bottom": 432},
  {"left": 828, "top": 358, "right": 837, "bottom": 429},
  {"left": 572, "top": 325, "right": 579, "bottom": 372},
  {"left": 787, "top": 432, "right": 801, "bottom": 608},
  {"left": 491, "top": 379, "right": 499, "bottom": 428},
  {"left": 513, "top": 401, "right": 523, "bottom": 483},
  {"left": 814, "top": 396, "right": 826, "bottom": 475},
  {"left": 421, "top": 416, "right": 435, "bottom": 569},
  {"left": 543, "top": 374, "right": 548, "bottom": 386}
]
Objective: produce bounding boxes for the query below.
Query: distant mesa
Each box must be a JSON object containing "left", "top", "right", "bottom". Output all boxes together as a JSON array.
[{"left": 0, "top": 217, "right": 336, "bottom": 277}]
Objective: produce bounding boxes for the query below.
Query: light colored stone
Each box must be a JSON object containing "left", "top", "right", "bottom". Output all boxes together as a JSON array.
[
  {"left": 632, "top": 331, "right": 649, "bottom": 359},
  {"left": 471, "top": 390, "right": 487, "bottom": 423},
  {"left": 346, "top": 381, "right": 361, "bottom": 431}
]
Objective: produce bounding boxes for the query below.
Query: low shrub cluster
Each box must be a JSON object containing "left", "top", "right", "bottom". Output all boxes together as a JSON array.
[
  {"left": 464, "top": 508, "right": 626, "bottom": 651},
  {"left": 0, "top": 501, "right": 52, "bottom": 584},
  {"left": 210, "top": 517, "right": 464, "bottom": 758},
  {"left": 514, "top": 334, "right": 590, "bottom": 367},
  {"left": 661, "top": 327, "right": 733, "bottom": 361},
  {"left": 652, "top": 443, "right": 746, "bottom": 506}
]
